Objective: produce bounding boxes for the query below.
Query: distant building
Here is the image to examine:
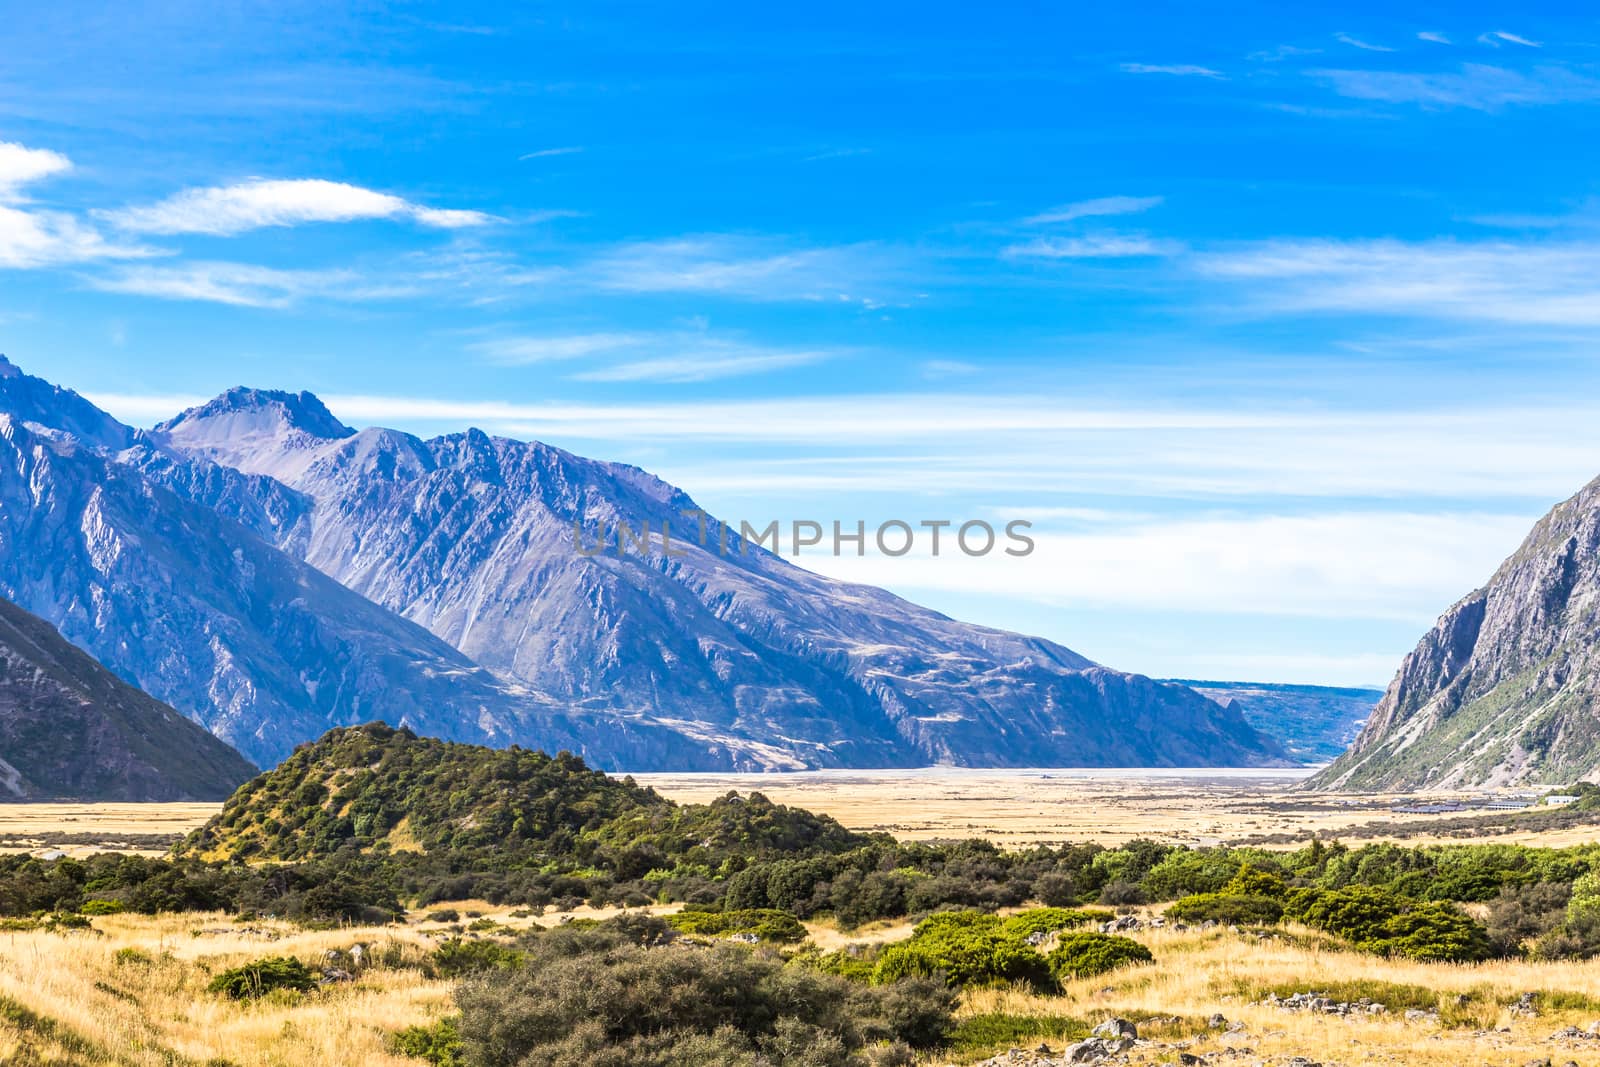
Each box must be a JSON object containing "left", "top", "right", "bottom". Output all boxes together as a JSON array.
[{"left": 1545, "top": 794, "right": 1581, "bottom": 806}]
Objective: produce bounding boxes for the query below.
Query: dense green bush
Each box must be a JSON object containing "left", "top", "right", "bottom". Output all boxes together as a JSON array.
[
  {"left": 426, "top": 938, "right": 525, "bottom": 978},
  {"left": 453, "top": 919, "right": 955, "bottom": 1066},
  {"left": 1000, "top": 907, "right": 1112, "bottom": 938},
  {"left": 206, "top": 956, "right": 317, "bottom": 999},
  {"left": 666, "top": 907, "right": 808, "bottom": 943},
  {"left": 1045, "top": 933, "right": 1154, "bottom": 983},
  {"left": 1285, "top": 886, "right": 1493, "bottom": 962},
  {"left": 392, "top": 1017, "right": 465, "bottom": 1067},
  {"left": 1166, "top": 892, "right": 1283, "bottom": 925},
  {"left": 871, "top": 912, "right": 1052, "bottom": 992}
]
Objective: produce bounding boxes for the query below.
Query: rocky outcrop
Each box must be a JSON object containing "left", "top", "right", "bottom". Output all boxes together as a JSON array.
[
  {"left": 1311, "top": 475, "right": 1600, "bottom": 789},
  {"left": 0, "top": 594, "right": 255, "bottom": 800}
]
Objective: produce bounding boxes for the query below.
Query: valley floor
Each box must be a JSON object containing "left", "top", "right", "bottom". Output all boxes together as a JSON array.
[
  {"left": 9, "top": 904, "right": 1600, "bottom": 1066},
  {"left": 4, "top": 770, "right": 1594, "bottom": 855}
]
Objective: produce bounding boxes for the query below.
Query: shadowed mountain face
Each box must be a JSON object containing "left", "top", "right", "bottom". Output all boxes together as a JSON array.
[
  {"left": 0, "top": 353, "right": 1286, "bottom": 771},
  {"left": 0, "top": 594, "right": 256, "bottom": 801},
  {"left": 1310, "top": 476, "right": 1600, "bottom": 790}
]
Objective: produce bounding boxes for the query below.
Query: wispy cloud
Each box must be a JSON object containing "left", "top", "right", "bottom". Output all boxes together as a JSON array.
[
  {"left": 802, "top": 147, "right": 872, "bottom": 162},
  {"left": 1249, "top": 44, "right": 1322, "bottom": 62},
  {"left": 1024, "top": 195, "right": 1163, "bottom": 225},
  {"left": 0, "top": 141, "right": 154, "bottom": 268},
  {"left": 102, "top": 178, "right": 496, "bottom": 236},
  {"left": 472, "top": 332, "right": 643, "bottom": 364},
  {"left": 472, "top": 328, "right": 834, "bottom": 382},
  {"left": 1194, "top": 238, "right": 1600, "bottom": 326},
  {"left": 581, "top": 236, "right": 907, "bottom": 302},
  {"left": 569, "top": 343, "right": 831, "bottom": 383},
  {"left": 1334, "top": 33, "right": 1394, "bottom": 52},
  {"left": 1417, "top": 32, "right": 1451, "bottom": 45},
  {"left": 87, "top": 261, "right": 387, "bottom": 308},
  {"left": 1004, "top": 234, "right": 1178, "bottom": 258},
  {"left": 519, "top": 146, "right": 584, "bottom": 160},
  {"left": 1120, "top": 63, "right": 1224, "bottom": 79},
  {"left": 1479, "top": 30, "right": 1542, "bottom": 48},
  {"left": 0, "top": 141, "right": 72, "bottom": 200},
  {"left": 1312, "top": 64, "right": 1600, "bottom": 110}
]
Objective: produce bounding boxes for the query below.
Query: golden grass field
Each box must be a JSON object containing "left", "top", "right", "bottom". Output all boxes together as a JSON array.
[
  {"left": 7, "top": 775, "right": 1600, "bottom": 1065},
  {"left": 3, "top": 771, "right": 1590, "bottom": 857},
  {"left": 9, "top": 903, "right": 1600, "bottom": 1066}
]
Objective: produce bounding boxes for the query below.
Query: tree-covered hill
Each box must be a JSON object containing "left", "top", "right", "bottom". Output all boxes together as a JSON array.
[{"left": 176, "top": 722, "right": 867, "bottom": 866}]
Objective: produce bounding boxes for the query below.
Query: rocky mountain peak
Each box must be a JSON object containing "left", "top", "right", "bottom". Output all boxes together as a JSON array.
[
  {"left": 159, "top": 387, "right": 354, "bottom": 440},
  {"left": 0, "top": 354, "right": 20, "bottom": 380}
]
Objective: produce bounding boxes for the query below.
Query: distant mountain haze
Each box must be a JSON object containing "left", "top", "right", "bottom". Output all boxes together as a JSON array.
[{"left": 0, "top": 354, "right": 1287, "bottom": 772}]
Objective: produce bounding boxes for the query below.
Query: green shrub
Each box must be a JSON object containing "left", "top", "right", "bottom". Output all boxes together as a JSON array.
[
  {"left": 426, "top": 938, "right": 524, "bottom": 979},
  {"left": 1000, "top": 908, "right": 1112, "bottom": 939},
  {"left": 206, "top": 957, "right": 316, "bottom": 999},
  {"left": 392, "top": 1017, "right": 464, "bottom": 1067},
  {"left": 871, "top": 912, "right": 1052, "bottom": 992},
  {"left": 1167, "top": 892, "right": 1283, "bottom": 925},
  {"left": 1360, "top": 903, "right": 1494, "bottom": 963},
  {"left": 114, "top": 947, "right": 153, "bottom": 967},
  {"left": 666, "top": 908, "right": 808, "bottom": 943},
  {"left": 425, "top": 909, "right": 461, "bottom": 923},
  {"left": 453, "top": 923, "right": 955, "bottom": 1065},
  {"left": 79, "top": 899, "right": 125, "bottom": 916},
  {"left": 1046, "top": 932, "right": 1153, "bottom": 983},
  {"left": 1220, "top": 864, "right": 1287, "bottom": 899}
]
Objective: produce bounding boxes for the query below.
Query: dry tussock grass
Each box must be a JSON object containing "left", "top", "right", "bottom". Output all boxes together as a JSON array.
[{"left": 0, "top": 911, "right": 453, "bottom": 1066}]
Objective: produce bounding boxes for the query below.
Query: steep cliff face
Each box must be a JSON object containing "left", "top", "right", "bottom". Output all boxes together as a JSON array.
[
  {"left": 1311, "top": 476, "right": 1600, "bottom": 790},
  {"left": 0, "top": 594, "right": 255, "bottom": 800}
]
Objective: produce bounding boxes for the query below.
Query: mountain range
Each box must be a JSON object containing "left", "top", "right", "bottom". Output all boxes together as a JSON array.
[
  {"left": 0, "top": 354, "right": 1285, "bottom": 773},
  {"left": 1167, "top": 680, "right": 1378, "bottom": 764},
  {"left": 1311, "top": 474, "right": 1600, "bottom": 790},
  {"left": 0, "top": 593, "right": 255, "bottom": 800}
]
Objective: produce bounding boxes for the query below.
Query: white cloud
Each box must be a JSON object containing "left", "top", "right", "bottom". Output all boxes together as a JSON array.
[
  {"left": 471, "top": 333, "right": 644, "bottom": 364},
  {"left": 0, "top": 142, "right": 72, "bottom": 201},
  {"left": 519, "top": 146, "right": 584, "bottom": 160},
  {"left": 0, "top": 206, "right": 154, "bottom": 269},
  {"left": 1313, "top": 64, "right": 1600, "bottom": 110},
  {"left": 569, "top": 345, "right": 830, "bottom": 383},
  {"left": 88, "top": 261, "right": 375, "bottom": 308},
  {"left": 582, "top": 236, "right": 904, "bottom": 302},
  {"left": 1004, "top": 234, "right": 1178, "bottom": 258},
  {"left": 1479, "top": 30, "right": 1542, "bottom": 48},
  {"left": 1120, "top": 63, "right": 1224, "bottom": 78},
  {"left": 1024, "top": 195, "right": 1163, "bottom": 225},
  {"left": 1194, "top": 237, "right": 1600, "bottom": 325},
  {"left": 102, "top": 178, "right": 496, "bottom": 236},
  {"left": 0, "top": 142, "right": 154, "bottom": 269},
  {"left": 1334, "top": 33, "right": 1394, "bottom": 52},
  {"left": 1417, "top": 32, "right": 1451, "bottom": 45},
  {"left": 801, "top": 511, "right": 1535, "bottom": 623}
]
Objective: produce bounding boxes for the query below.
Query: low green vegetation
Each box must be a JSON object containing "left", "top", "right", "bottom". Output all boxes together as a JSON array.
[
  {"left": 448, "top": 915, "right": 956, "bottom": 1067},
  {"left": 206, "top": 956, "right": 317, "bottom": 1000},
  {"left": 666, "top": 907, "right": 809, "bottom": 943},
  {"left": 1046, "top": 932, "right": 1154, "bottom": 982}
]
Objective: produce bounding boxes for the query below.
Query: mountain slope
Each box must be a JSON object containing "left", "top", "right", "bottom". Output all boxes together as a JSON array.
[
  {"left": 1169, "top": 680, "right": 1379, "bottom": 764},
  {"left": 0, "top": 375, "right": 715, "bottom": 771},
  {"left": 1310, "top": 476, "right": 1600, "bottom": 790},
  {"left": 0, "top": 593, "right": 255, "bottom": 800},
  {"left": 152, "top": 384, "right": 1286, "bottom": 770}
]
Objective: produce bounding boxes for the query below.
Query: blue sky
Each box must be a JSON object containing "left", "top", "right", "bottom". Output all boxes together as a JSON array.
[{"left": 5, "top": 2, "right": 1600, "bottom": 686}]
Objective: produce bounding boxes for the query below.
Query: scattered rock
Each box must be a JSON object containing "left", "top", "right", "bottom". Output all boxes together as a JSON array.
[{"left": 1090, "top": 1018, "right": 1137, "bottom": 1040}]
